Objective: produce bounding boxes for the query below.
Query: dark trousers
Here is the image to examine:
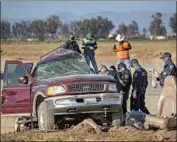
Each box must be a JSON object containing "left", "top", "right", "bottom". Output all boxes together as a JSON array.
[
  {"left": 84, "top": 52, "right": 98, "bottom": 74},
  {"left": 130, "top": 90, "right": 150, "bottom": 114},
  {"left": 122, "top": 91, "right": 129, "bottom": 115}
]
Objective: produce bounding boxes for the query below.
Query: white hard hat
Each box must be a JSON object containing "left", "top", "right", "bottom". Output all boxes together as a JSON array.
[{"left": 115, "top": 34, "right": 124, "bottom": 41}]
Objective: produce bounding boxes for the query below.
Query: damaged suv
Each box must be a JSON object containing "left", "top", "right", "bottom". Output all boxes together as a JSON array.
[{"left": 1, "top": 44, "right": 123, "bottom": 131}]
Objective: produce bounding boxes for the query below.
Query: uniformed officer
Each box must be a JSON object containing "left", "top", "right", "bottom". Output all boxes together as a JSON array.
[
  {"left": 82, "top": 33, "right": 99, "bottom": 74},
  {"left": 64, "top": 34, "right": 82, "bottom": 54},
  {"left": 156, "top": 52, "right": 177, "bottom": 87},
  {"left": 117, "top": 63, "right": 132, "bottom": 114},
  {"left": 130, "top": 59, "right": 150, "bottom": 114}
]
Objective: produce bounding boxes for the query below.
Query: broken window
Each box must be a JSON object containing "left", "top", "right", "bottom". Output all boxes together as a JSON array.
[
  {"left": 5, "top": 63, "right": 27, "bottom": 86},
  {"left": 36, "top": 53, "right": 94, "bottom": 80}
]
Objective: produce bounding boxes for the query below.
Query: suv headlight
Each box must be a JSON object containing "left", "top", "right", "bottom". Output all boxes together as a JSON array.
[
  {"left": 108, "top": 83, "right": 117, "bottom": 92},
  {"left": 47, "top": 86, "right": 66, "bottom": 96}
]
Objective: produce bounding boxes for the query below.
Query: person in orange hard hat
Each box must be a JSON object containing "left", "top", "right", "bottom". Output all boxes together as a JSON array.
[{"left": 113, "top": 34, "right": 132, "bottom": 70}]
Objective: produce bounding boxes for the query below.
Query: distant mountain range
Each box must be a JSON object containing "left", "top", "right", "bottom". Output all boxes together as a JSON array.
[{"left": 2, "top": 11, "right": 174, "bottom": 33}]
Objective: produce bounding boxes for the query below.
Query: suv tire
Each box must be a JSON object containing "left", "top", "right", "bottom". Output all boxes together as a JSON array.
[
  {"left": 111, "top": 111, "right": 123, "bottom": 126},
  {"left": 37, "top": 101, "right": 54, "bottom": 131}
]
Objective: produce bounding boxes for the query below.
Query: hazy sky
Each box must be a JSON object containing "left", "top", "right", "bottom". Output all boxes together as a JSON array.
[{"left": 2, "top": 1, "right": 176, "bottom": 19}]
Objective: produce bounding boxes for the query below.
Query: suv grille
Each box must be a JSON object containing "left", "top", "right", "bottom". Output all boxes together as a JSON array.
[{"left": 68, "top": 83, "right": 105, "bottom": 93}]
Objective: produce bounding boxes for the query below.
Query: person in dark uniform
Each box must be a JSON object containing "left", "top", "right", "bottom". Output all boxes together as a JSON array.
[
  {"left": 156, "top": 52, "right": 177, "bottom": 87},
  {"left": 130, "top": 59, "right": 150, "bottom": 114},
  {"left": 63, "top": 34, "right": 82, "bottom": 54},
  {"left": 117, "top": 63, "right": 132, "bottom": 114}
]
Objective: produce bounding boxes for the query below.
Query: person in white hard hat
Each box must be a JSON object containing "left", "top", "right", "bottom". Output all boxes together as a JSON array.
[{"left": 113, "top": 34, "right": 132, "bottom": 70}]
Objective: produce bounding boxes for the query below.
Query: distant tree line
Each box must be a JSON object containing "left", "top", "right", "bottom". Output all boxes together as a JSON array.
[{"left": 1, "top": 12, "right": 176, "bottom": 41}]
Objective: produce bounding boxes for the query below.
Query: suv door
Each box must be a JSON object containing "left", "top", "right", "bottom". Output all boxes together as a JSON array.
[{"left": 1, "top": 61, "right": 34, "bottom": 116}]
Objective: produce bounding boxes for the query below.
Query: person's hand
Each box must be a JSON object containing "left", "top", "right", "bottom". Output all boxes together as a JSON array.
[
  {"left": 154, "top": 70, "right": 159, "bottom": 78},
  {"left": 132, "top": 91, "right": 137, "bottom": 99},
  {"left": 149, "top": 68, "right": 159, "bottom": 78}
]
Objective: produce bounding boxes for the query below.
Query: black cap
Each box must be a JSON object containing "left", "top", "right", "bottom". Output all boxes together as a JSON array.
[
  {"left": 130, "top": 59, "right": 139, "bottom": 66},
  {"left": 118, "top": 63, "right": 126, "bottom": 69},
  {"left": 160, "top": 52, "right": 171, "bottom": 59}
]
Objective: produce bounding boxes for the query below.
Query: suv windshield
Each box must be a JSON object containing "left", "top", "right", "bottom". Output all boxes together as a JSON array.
[{"left": 36, "top": 54, "right": 94, "bottom": 80}]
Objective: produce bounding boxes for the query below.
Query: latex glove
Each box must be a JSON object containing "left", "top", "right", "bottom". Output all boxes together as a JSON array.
[
  {"left": 152, "top": 78, "right": 158, "bottom": 88},
  {"left": 149, "top": 68, "right": 159, "bottom": 78},
  {"left": 90, "top": 47, "right": 94, "bottom": 50},
  {"left": 132, "top": 91, "right": 137, "bottom": 99}
]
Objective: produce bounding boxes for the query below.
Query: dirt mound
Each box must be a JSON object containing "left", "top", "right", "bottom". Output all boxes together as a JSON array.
[
  {"left": 106, "top": 126, "right": 176, "bottom": 141},
  {"left": 1, "top": 123, "right": 176, "bottom": 141}
]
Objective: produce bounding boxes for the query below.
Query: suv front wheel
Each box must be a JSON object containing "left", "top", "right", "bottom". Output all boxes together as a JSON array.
[{"left": 37, "top": 101, "right": 55, "bottom": 131}]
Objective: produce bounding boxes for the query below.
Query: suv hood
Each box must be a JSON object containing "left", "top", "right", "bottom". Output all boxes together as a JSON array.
[{"left": 37, "top": 74, "right": 115, "bottom": 86}]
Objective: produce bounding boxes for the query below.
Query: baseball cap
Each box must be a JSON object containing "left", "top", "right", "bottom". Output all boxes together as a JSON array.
[
  {"left": 118, "top": 63, "right": 126, "bottom": 69},
  {"left": 160, "top": 52, "right": 171, "bottom": 59},
  {"left": 130, "top": 59, "right": 139, "bottom": 65}
]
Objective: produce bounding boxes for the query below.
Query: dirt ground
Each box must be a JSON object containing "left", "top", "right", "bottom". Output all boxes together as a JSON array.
[
  {"left": 1, "top": 40, "right": 176, "bottom": 141},
  {"left": 1, "top": 95, "right": 176, "bottom": 141},
  {"left": 1, "top": 117, "right": 176, "bottom": 141}
]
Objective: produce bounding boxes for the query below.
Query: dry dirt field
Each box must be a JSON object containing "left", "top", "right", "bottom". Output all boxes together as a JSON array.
[
  {"left": 1, "top": 40, "right": 176, "bottom": 71},
  {"left": 1, "top": 40, "right": 176, "bottom": 141}
]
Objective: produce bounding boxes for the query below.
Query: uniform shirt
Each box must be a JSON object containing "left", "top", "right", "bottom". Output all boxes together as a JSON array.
[
  {"left": 119, "top": 68, "right": 132, "bottom": 92},
  {"left": 64, "top": 40, "right": 81, "bottom": 54},
  {"left": 158, "top": 60, "right": 177, "bottom": 87},
  {"left": 82, "top": 38, "right": 97, "bottom": 53},
  {"left": 132, "top": 66, "right": 148, "bottom": 93}
]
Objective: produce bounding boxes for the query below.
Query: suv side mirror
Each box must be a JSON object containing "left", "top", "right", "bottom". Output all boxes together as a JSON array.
[{"left": 18, "top": 76, "right": 29, "bottom": 84}]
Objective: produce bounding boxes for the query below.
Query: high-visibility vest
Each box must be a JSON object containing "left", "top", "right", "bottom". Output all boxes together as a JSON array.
[
  {"left": 114, "top": 42, "right": 131, "bottom": 59},
  {"left": 83, "top": 38, "right": 97, "bottom": 47}
]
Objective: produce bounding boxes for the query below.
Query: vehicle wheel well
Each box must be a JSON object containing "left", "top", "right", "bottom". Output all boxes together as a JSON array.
[{"left": 35, "top": 95, "right": 44, "bottom": 115}]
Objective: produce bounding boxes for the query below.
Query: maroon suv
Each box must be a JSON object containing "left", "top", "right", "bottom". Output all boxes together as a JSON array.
[{"left": 1, "top": 45, "right": 123, "bottom": 131}]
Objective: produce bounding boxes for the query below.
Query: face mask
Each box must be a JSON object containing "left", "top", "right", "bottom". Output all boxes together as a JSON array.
[{"left": 131, "top": 68, "right": 135, "bottom": 74}]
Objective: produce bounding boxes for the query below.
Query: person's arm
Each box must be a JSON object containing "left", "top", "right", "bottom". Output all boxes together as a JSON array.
[
  {"left": 94, "top": 41, "right": 97, "bottom": 50},
  {"left": 75, "top": 42, "right": 82, "bottom": 54},
  {"left": 166, "top": 64, "right": 176, "bottom": 76},
  {"left": 82, "top": 40, "right": 86, "bottom": 49},
  {"left": 63, "top": 41, "right": 70, "bottom": 49},
  {"left": 133, "top": 72, "right": 141, "bottom": 92},
  {"left": 158, "top": 64, "right": 176, "bottom": 87},
  {"left": 128, "top": 42, "right": 132, "bottom": 50},
  {"left": 122, "top": 42, "right": 131, "bottom": 50},
  {"left": 132, "top": 72, "right": 141, "bottom": 98},
  {"left": 113, "top": 44, "right": 118, "bottom": 52},
  {"left": 119, "top": 73, "right": 131, "bottom": 87}
]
